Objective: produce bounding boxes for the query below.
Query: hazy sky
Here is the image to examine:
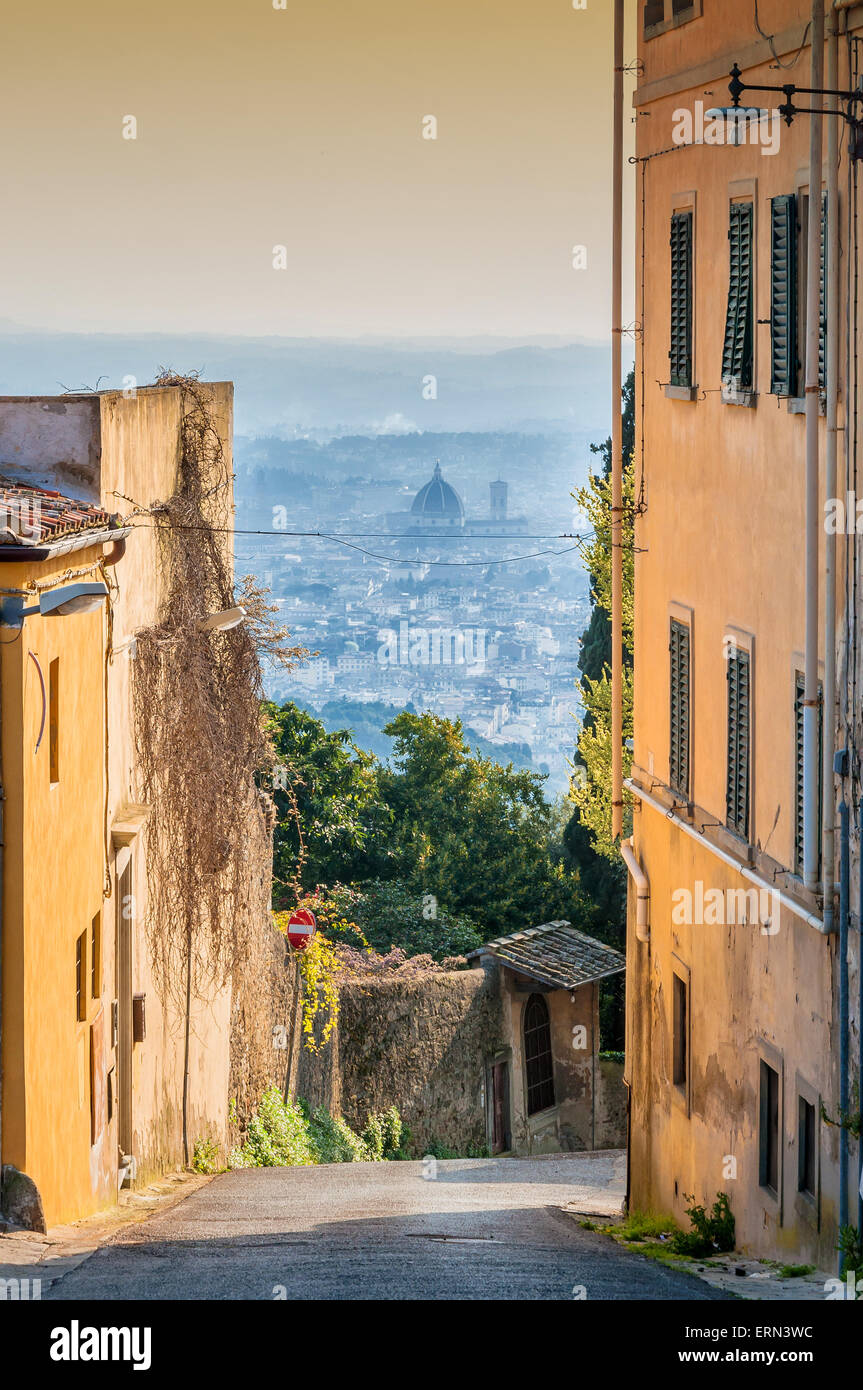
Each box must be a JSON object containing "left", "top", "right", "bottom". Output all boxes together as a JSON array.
[{"left": 3, "top": 0, "right": 635, "bottom": 339}]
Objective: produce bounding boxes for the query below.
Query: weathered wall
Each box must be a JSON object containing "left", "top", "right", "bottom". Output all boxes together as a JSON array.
[
  {"left": 229, "top": 922, "right": 301, "bottom": 1144},
  {"left": 297, "top": 967, "right": 501, "bottom": 1154}
]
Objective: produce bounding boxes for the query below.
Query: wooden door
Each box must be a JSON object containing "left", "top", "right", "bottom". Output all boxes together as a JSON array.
[{"left": 491, "top": 1060, "right": 510, "bottom": 1153}]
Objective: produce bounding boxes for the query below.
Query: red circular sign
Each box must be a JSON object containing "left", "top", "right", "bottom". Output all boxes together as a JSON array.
[{"left": 287, "top": 908, "right": 316, "bottom": 951}]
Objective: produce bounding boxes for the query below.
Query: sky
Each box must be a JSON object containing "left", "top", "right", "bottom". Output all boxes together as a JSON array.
[{"left": 2, "top": 0, "right": 635, "bottom": 340}]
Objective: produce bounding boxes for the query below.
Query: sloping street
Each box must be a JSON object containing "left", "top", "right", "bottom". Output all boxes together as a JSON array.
[{"left": 8, "top": 1154, "right": 727, "bottom": 1302}]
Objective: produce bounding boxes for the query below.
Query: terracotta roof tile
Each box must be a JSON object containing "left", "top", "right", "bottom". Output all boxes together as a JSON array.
[
  {"left": 0, "top": 477, "right": 115, "bottom": 546},
  {"left": 468, "top": 920, "right": 626, "bottom": 990}
]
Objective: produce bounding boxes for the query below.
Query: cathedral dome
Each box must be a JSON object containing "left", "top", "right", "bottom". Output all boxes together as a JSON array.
[{"left": 410, "top": 461, "right": 464, "bottom": 523}]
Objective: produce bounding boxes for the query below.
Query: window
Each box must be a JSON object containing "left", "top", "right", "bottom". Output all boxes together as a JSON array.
[
  {"left": 91, "top": 911, "right": 101, "bottom": 999},
  {"left": 722, "top": 202, "right": 754, "bottom": 395},
  {"left": 644, "top": 0, "right": 700, "bottom": 35},
  {"left": 49, "top": 657, "right": 59, "bottom": 784},
  {"left": 524, "top": 994, "right": 555, "bottom": 1116},
  {"left": 669, "top": 619, "right": 691, "bottom": 796},
  {"left": 76, "top": 931, "right": 87, "bottom": 1022},
  {"left": 759, "top": 1059, "right": 780, "bottom": 1194},
  {"left": 798, "top": 1095, "right": 816, "bottom": 1198},
  {"left": 726, "top": 645, "right": 751, "bottom": 839},
  {"left": 672, "top": 973, "right": 688, "bottom": 1090},
  {"left": 794, "top": 674, "right": 823, "bottom": 876},
  {"left": 770, "top": 194, "right": 798, "bottom": 396},
  {"left": 669, "top": 211, "right": 694, "bottom": 388}
]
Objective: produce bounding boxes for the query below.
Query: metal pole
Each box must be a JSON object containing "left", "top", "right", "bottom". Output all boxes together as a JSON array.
[
  {"left": 610, "top": 0, "right": 624, "bottom": 842},
  {"left": 822, "top": 5, "right": 840, "bottom": 930},
  {"left": 804, "top": 0, "right": 825, "bottom": 891}
]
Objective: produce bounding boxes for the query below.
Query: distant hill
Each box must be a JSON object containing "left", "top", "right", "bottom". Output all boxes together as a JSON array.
[{"left": 0, "top": 330, "right": 613, "bottom": 438}]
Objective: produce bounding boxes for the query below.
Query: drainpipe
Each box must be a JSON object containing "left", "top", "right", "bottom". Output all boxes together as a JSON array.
[
  {"left": 804, "top": 0, "right": 825, "bottom": 892},
  {"left": 822, "top": 7, "right": 840, "bottom": 931},
  {"left": 621, "top": 838, "right": 649, "bottom": 943},
  {"left": 858, "top": 802, "right": 863, "bottom": 1234},
  {"left": 839, "top": 800, "right": 850, "bottom": 1254},
  {"left": 0, "top": 652, "right": 4, "bottom": 1212},
  {"left": 610, "top": 0, "right": 624, "bottom": 843}
]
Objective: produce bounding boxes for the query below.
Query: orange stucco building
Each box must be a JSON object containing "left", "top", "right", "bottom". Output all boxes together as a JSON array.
[{"left": 626, "top": 0, "right": 863, "bottom": 1270}]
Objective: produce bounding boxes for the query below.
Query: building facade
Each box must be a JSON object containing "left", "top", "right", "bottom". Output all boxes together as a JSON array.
[{"left": 626, "top": 0, "right": 863, "bottom": 1269}]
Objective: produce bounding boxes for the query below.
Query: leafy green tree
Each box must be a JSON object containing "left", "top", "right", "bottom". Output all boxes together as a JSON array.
[
  {"left": 569, "top": 369, "right": 636, "bottom": 863},
  {"left": 376, "top": 710, "right": 601, "bottom": 939},
  {"left": 264, "top": 701, "right": 391, "bottom": 901}
]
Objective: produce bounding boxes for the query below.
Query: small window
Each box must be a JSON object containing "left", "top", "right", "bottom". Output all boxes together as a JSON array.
[
  {"left": 726, "top": 645, "right": 751, "bottom": 840},
  {"left": 794, "top": 674, "right": 823, "bottom": 876},
  {"left": 669, "top": 619, "right": 691, "bottom": 796},
  {"left": 722, "top": 202, "right": 755, "bottom": 395},
  {"left": 644, "top": 0, "right": 665, "bottom": 28},
  {"left": 759, "top": 1059, "right": 780, "bottom": 1194},
  {"left": 76, "top": 931, "right": 87, "bottom": 1022},
  {"left": 49, "top": 657, "right": 60, "bottom": 784},
  {"left": 798, "top": 1095, "right": 816, "bottom": 1197},
  {"left": 91, "top": 911, "right": 101, "bottom": 999},
  {"left": 672, "top": 973, "right": 688, "bottom": 1089},
  {"left": 670, "top": 212, "right": 694, "bottom": 388},
  {"left": 524, "top": 994, "right": 555, "bottom": 1116}
]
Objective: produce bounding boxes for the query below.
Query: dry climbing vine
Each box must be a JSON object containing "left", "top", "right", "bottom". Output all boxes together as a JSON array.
[{"left": 132, "top": 370, "right": 304, "bottom": 1006}]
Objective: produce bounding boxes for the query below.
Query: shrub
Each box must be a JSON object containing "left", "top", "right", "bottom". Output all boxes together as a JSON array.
[
  {"left": 192, "top": 1137, "right": 220, "bottom": 1174},
  {"left": 308, "top": 1107, "right": 368, "bottom": 1163},
  {"left": 671, "top": 1193, "right": 735, "bottom": 1257},
  {"left": 228, "top": 1086, "right": 316, "bottom": 1168}
]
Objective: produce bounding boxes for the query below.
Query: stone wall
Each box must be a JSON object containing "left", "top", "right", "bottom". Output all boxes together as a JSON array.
[{"left": 297, "top": 967, "right": 502, "bottom": 1154}]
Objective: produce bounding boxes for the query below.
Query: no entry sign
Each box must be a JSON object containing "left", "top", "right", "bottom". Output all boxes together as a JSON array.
[{"left": 286, "top": 908, "right": 316, "bottom": 951}]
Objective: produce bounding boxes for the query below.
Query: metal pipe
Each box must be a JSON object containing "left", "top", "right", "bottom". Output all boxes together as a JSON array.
[
  {"left": 610, "top": 0, "right": 624, "bottom": 842},
  {"left": 858, "top": 801, "right": 863, "bottom": 1233},
  {"left": 625, "top": 777, "right": 827, "bottom": 932},
  {"left": 621, "top": 838, "right": 650, "bottom": 943},
  {"left": 804, "top": 0, "right": 825, "bottom": 891},
  {"left": 838, "top": 800, "right": 849, "bottom": 1252},
  {"left": 822, "top": 7, "right": 841, "bottom": 931}
]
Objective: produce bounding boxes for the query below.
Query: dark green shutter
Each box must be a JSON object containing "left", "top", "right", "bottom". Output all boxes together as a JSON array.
[
  {"left": 726, "top": 648, "right": 750, "bottom": 839},
  {"left": 669, "top": 619, "right": 690, "bottom": 796},
  {"left": 722, "top": 202, "right": 754, "bottom": 392},
  {"left": 669, "top": 211, "right": 693, "bottom": 388},
  {"left": 819, "top": 191, "right": 828, "bottom": 393},
  {"left": 770, "top": 194, "right": 797, "bottom": 396},
  {"left": 794, "top": 673, "right": 823, "bottom": 875}
]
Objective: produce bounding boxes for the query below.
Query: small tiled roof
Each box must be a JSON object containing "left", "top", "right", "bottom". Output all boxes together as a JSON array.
[
  {"left": 468, "top": 920, "right": 626, "bottom": 990},
  {"left": 0, "top": 477, "right": 116, "bottom": 547}
]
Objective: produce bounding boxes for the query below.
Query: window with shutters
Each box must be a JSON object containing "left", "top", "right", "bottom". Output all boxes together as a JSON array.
[
  {"left": 726, "top": 645, "right": 751, "bottom": 840},
  {"left": 794, "top": 673, "right": 823, "bottom": 877},
  {"left": 669, "top": 619, "right": 690, "bottom": 796},
  {"left": 524, "top": 994, "right": 555, "bottom": 1116},
  {"left": 722, "top": 202, "right": 754, "bottom": 396},
  {"left": 670, "top": 212, "right": 693, "bottom": 388},
  {"left": 770, "top": 194, "right": 798, "bottom": 396}
]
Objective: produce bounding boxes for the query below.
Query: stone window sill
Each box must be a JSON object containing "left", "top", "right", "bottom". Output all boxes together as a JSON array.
[
  {"left": 721, "top": 385, "right": 757, "bottom": 408},
  {"left": 665, "top": 384, "right": 699, "bottom": 402}
]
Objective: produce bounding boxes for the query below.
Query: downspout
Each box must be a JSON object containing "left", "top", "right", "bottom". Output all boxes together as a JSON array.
[
  {"left": 822, "top": 6, "right": 840, "bottom": 932},
  {"left": 804, "top": 0, "right": 825, "bottom": 892},
  {"left": 610, "top": 0, "right": 624, "bottom": 843},
  {"left": 0, "top": 640, "right": 4, "bottom": 1211},
  {"left": 621, "top": 838, "right": 649, "bottom": 943},
  {"left": 858, "top": 801, "right": 863, "bottom": 1234},
  {"left": 838, "top": 800, "right": 850, "bottom": 1254}
]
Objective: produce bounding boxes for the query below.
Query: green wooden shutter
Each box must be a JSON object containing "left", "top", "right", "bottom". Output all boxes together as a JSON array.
[
  {"left": 726, "top": 648, "right": 750, "bottom": 839},
  {"left": 669, "top": 619, "right": 690, "bottom": 795},
  {"left": 794, "top": 674, "right": 805, "bottom": 873},
  {"left": 722, "top": 202, "right": 754, "bottom": 392},
  {"left": 670, "top": 212, "right": 693, "bottom": 388},
  {"left": 794, "top": 673, "right": 823, "bottom": 875},
  {"left": 770, "top": 194, "right": 797, "bottom": 396},
  {"left": 819, "top": 191, "right": 828, "bottom": 393}
]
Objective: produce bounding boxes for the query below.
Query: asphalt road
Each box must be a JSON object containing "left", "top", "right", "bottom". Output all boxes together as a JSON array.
[{"left": 36, "top": 1154, "right": 726, "bottom": 1301}]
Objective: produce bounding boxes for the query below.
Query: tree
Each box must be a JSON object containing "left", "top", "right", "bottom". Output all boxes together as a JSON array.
[
  {"left": 264, "top": 701, "right": 391, "bottom": 901},
  {"left": 376, "top": 710, "right": 602, "bottom": 940},
  {"left": 569, "top": 368, "right": 636, "bottom": 863}
]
